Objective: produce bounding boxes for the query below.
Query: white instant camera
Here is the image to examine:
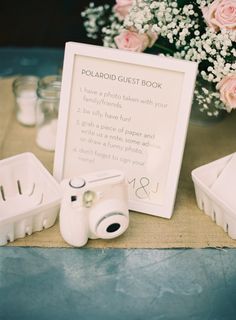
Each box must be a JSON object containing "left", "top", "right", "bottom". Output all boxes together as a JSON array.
[{"left": 59, "top": 169, "right": 129, "bottom": 247}]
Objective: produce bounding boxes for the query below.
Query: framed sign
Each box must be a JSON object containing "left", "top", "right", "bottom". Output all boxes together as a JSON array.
[{"left": 54, "top": 42, "right": 197, "bottom": 218}]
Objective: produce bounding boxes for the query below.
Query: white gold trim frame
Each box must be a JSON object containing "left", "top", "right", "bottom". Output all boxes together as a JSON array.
[{"left": 54, "top": 42, "right": 198, "bottom": 218}]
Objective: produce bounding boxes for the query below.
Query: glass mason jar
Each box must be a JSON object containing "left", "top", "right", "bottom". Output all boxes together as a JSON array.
[
  {"left": 12, "top": 76, "right": 39, "bottom": 126},
  {"left": 36, "top": 75, "right": 61, "bottom": 151}
]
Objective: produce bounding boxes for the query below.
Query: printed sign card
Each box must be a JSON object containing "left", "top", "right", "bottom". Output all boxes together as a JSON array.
[{"left": 54, "top": 42, "right": 197, "bottom": 218}]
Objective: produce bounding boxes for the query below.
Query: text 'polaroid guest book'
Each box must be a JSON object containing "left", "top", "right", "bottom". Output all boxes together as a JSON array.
[{"left": 54, "top": 42, "right": 198, "bottom": 218}]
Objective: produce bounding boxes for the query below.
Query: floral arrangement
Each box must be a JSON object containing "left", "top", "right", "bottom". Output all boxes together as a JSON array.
[{"left": 82, "top": 0, "right": 236, "bottom": 117}]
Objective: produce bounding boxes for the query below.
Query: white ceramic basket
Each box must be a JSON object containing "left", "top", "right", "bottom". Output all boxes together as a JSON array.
[
  {"left": 0, "top": 153, "right": 61, "bottom": 245},
  {"left": 192, "top": 153, "right": 236, "bottom": 239}
]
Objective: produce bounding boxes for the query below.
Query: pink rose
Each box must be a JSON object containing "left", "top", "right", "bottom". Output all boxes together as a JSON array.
[
  {"left": 114, "top": 30, "right": 158, "bottom": 52},
  {"left": 115, "top": 30, "right": 149, "bottom": 52},
  {"left": 114, "top": 0, "right": 133, "bottom": 20},
  {"left": 216, "top": 74, "right": 236, "bottom": 112},
  {"left": 202, "top": 0, "right": 236, "bottom": 33}
]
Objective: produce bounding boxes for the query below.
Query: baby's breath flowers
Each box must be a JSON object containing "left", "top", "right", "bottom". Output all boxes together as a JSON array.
[{"left": 82, "top": 0, "right": 236, "bottom": 117}]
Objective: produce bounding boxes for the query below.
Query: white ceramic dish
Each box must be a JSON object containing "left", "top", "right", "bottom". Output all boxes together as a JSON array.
[
  {"left": 192, "top": 153, "right": 236, "bottom": 239},
  {"left": 0, "top": 153, "right": 61, "bottom": 245}
]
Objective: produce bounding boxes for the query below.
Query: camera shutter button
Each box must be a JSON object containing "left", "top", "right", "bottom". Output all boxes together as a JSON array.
[{"left": 69, "top": 178, "right": 86, "bottom": 188}]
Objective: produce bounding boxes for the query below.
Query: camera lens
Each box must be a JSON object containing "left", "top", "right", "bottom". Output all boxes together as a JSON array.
[
  {"left": 106, "top": 223, "right": 121, "bottom": 233},
  {"left": 91, "top": 199, "right": 129, "bottom": 239}
]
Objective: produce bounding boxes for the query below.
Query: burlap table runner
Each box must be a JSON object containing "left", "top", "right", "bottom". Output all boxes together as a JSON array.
[{"left": 1, "top": 77, "right": 236, "bottom": 248}]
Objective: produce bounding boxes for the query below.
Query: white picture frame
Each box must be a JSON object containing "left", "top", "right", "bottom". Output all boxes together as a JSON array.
[{"left": 54, "top": 42, "right": 198, "bottom": 218}]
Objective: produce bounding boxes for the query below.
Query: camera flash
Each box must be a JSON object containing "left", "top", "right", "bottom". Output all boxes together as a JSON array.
[{"left": 83, "top": 190, "right": 96, "bottom": 208}]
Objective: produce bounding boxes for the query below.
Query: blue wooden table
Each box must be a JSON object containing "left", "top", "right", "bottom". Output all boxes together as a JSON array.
[{"left": 0, "top": 48, "right": 236, "bottom": 320}]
